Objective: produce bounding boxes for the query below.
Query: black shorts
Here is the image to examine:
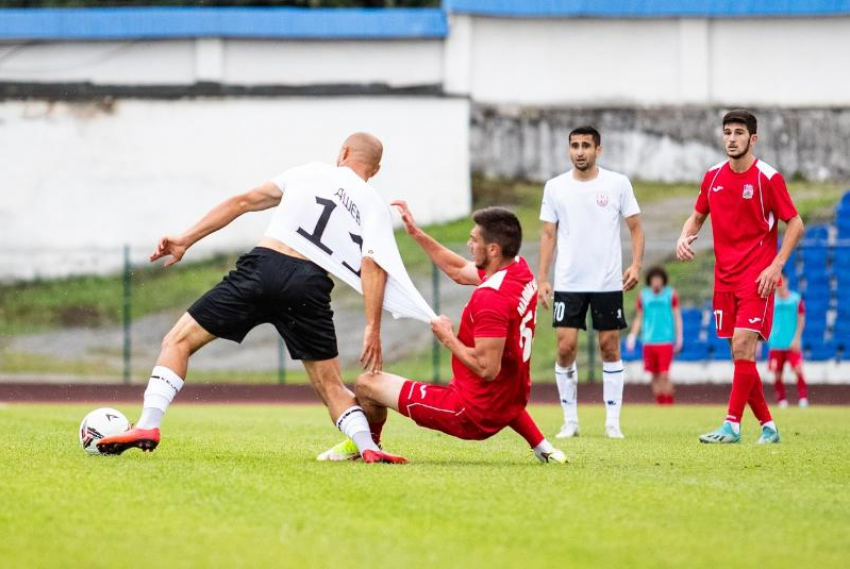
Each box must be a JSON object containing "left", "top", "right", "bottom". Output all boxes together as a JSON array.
[
  {"left": 188, "top": 247, "right": 338, "bottom": 361},
  {"left": 552, "top": 291, "right": 627, "bottom": 331}
]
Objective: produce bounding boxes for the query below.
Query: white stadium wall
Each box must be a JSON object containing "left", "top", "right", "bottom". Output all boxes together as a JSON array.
[{"left": 0, "top": 97, "right": 470, "bottom": 280}]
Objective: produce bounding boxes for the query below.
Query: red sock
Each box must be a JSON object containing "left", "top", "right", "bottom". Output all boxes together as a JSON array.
[
  {"left": 796, "top": 372, "right": 808, "bottom": 400},
  {"left": 727, "top": 360, "right": 759, "bottom": 423},
  {"left": 748, "top": 372, "right": 773, "bottom": 425},
  {"left": 656, "top": 394, "right": 665, "bottom": 405},
  {"left": 666, "top": 394, "right": 675, "bottom": 405},
  {"left": 509, "top": 409, "right": 545, "bottom": 448},
  {"left": 774, "top": 375, "right": 787, "bottom": 402},
  {"left": 368, "top": 418, "right": 386, "bottom": 445}
]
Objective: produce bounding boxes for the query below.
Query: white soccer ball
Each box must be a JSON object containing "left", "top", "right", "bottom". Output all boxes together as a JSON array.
[{"left": 79, "top": 407, "right": 130, "bottom": 455}]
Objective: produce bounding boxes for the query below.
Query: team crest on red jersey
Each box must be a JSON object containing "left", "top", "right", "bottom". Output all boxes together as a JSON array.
[
  {"left": 596, "top": 193, "right": 609, "bottom": 207},
  {"left": 742, "top": 184, "right": 754, "bottom": 199}
]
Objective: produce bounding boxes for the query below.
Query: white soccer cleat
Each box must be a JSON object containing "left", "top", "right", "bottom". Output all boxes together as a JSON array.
[
  {"left": 316, "top": 438, "right": 360, "bottom": 461},
  {"left": 605, "top": 424, "right": 625, "bottom": 439},
  {"left": 534, "top": 447, "right": 569, "bottom": 465},
  {"left": 555, "top": 421, "right": 580, "bottom": 439}
]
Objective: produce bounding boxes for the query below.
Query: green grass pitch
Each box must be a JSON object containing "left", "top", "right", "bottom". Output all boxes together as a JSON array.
[{"left": 1, "top": 403, "right": 848, "bottom": 568}]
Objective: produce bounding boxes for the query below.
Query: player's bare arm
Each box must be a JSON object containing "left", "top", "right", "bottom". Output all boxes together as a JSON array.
[
  {"left": 538, "top": 221, "right": 556, "bottom": 308},
  {"left": 676, "top": 211, "right": 707, "bottom": 261},
  {"left": 623, "top": 214, "right": 644, "bottom": 291},
  {"left": 791, "top": 309, "right": 805, "bottom": 353},
  {"left": 756, "top": 215, "right": 804, "bottom": 298},
  {"left": 360, "top": 256, "right": 387, "bottom": 373},
  {"left": 150, "top": 181, "right": 283, "bottom": 267},
  {"left": 626, "top": 305, "right": 643, "bottom": 351},
  {"left": 674, "top": 304, "right": 683, "bottom": 353},
  {"left": 431, "top": 315, "right": 505, "bottom": 381},
  {"left": 391, "top": 199, "right": 480, "bottom": 285}
]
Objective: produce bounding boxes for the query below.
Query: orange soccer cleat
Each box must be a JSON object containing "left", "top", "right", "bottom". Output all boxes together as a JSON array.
[
  {"left": 97, "top": 427, "right": 161, "bottom": 455},
  {"left": 361, "top": 449, "right": 408, "bottom": 464}
]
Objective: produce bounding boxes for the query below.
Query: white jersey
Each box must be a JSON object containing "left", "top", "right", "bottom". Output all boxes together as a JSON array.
[
  {"left": 539, "top": 167, "right": 640, "bottom": 292},
  {"left": 266, "top": 162, "right": 436, "bottom": 323}
]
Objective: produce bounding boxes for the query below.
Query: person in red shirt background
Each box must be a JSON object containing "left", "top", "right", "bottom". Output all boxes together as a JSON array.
[
  {"left": 677, "top": 109, "right": 804, "bottom": 444},
  {"left": 318, "top": 201, "right": 568, "bottom": 464}
]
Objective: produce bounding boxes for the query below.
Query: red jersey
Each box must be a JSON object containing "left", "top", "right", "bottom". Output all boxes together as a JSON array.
[
  {"left": 450, "top": 257, "right": 538, "bottom": 431},
  {"left": 695, "top": 159, "right": 798, "bottom": 292}
]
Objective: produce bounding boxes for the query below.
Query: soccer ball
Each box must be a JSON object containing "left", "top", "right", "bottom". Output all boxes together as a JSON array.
[{"left": 79, "top": 407, "right": 130, "bottom": 455}]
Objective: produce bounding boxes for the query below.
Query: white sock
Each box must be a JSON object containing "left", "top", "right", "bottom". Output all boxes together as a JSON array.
[
  {"left": 533, "top": 439, "right": 555, "bottom": 454},
  {"left": 336, "top": 406, "right": 380, "bottom": 455},
  {"left": 727, "top": 421, "right": 741, "bottom": 434},
  {"left": 603, "top": 360, "right": 624, "bottom": 426},
  {"left": 137, "top": 366, "right": 184, "bottom": 429},
  {"left": 762, "top": 420, "right": 776, "bottom": 431},
  {"left": 555, "top": 362, "right": 578, "bottom": 424}
]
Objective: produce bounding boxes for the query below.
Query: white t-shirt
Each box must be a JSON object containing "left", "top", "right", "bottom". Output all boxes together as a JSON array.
[
  {"left": 539, "top": 167, "right": 640, "bottom": 292},
  {"left": 266, "top": 162, "right": 436, "bottom": 323}
]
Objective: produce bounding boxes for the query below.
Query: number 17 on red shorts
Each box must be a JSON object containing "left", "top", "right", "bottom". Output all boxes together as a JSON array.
[{"left": 712, "top": 288, "right": 774, "bottom": 340}]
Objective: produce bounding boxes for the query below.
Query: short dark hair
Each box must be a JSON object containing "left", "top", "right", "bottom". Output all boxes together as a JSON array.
[
  {"left": 472, "top": 207, "right": 522, "bottom": 259},
  {"left": 645, "top": 266, "right": 669, "bottom": 287},
  {"left": 569, "top": 125, "right": 601, "bottom": 147},
  {"left": 722, "top": 109, "right": 757, "bottom": 135}
]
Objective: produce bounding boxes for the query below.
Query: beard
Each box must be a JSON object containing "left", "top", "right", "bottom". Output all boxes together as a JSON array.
[
  {"left": 726, "top": 140, "right": 750, "bottom": 159},
  {"left": 573, "top": 160, "right": 592, "bottom": 171}
]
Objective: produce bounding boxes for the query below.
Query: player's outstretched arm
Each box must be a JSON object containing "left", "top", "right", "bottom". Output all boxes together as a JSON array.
[
  {"left": 391, "top": 200, "right": 480, "bottom": 285},
  {"left": 538, "top": 222, "right": 556, "bottom": 308},
  {"left": 360, "top": 256, "right": 387, "bottom": 374},
  {"left": 431, "top": 316, "right": 505, "bottom": 380},
  {"left": 623, "top": 215, "right": 645, "bottom": 291},
  {"left": 676, "top": 211, "right": 707, "bottom": 262},
  {"left": 150, "top": 181, "right": 282, "bottom": 267}
]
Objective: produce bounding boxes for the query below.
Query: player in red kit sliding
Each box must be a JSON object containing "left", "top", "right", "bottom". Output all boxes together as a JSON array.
[
  {"left": 677, "top": 110, "right": 804, "bottom": 444},
  {"left": 318, "top": 203, "right": 568, "bottom": 464}
]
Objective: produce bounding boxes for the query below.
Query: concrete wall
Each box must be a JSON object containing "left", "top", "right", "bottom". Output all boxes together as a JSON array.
[
  {"left": 0, "top": 38, "right": 444, "bottom": 87},
  {"left": 470, "top": 105, "right": 850, "bottom": 182},
  {"left": 447, "top": 15, "right": 850, "bottom": 107},
  {"left": 0, "top": 96, "right": 470, "bottom": 280}
]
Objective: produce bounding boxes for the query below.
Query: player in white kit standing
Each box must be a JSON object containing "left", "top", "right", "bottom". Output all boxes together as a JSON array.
[
  {"left": 97, "top": 133, "right": 413, "bottom": 464},
  {"left": 538, "top": 126, "right": 645, "bottom": 439}
]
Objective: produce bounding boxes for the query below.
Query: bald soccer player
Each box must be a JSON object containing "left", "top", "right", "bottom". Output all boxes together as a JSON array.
[{"left": 97, "top": 133, "right": 408, "bottom": 464}]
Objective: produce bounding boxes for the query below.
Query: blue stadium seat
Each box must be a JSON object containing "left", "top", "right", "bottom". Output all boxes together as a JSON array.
[
  {"left": 803, "top": 224, "right": 831, "bottom": 245},
  {"left": 800, "top": 247, "right": 829, "bottom": 271},
  {"left": 678, "top": 341, "right": 710, "bottom": 361},
  {"left": 807, "top": 340, "right": 837, "bottom": 361},
  {"left": 621, "top": 338, "right": 642, "bottom": 362},
  {"left": 709, "top": 334, "right": 731, "bottom": 360}
]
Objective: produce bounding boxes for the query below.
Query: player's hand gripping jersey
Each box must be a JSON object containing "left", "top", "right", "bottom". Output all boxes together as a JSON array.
[{"left": 266, "top": 162, "right": 436, "bottom": 323}]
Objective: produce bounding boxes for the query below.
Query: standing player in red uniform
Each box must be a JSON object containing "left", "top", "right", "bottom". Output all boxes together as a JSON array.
[
  {"left": 677, "top": 110, "right": 804, "bottom": 444},
  {"left": 318, "top": 203, "right": 568, "bottom": 464}
]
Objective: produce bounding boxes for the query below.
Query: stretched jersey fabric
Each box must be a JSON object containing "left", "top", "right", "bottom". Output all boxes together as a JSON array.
[
  {"left": 266, "top": 162, "right": 436, "bottom": 323},
  {"left": 695, "top": 159, "right": 798, "bottom": 292},
  {"left": 451, "top": 257, "right": 538, "bottom": 432},
  {"left": 539, "top": 167, "right": 640, "bottom": 292},
  {"left": 768, "top": 292, "right": 804, "bottom": 349},
  {"left": 637, "top": 287, "right": 678, "bottom": 345}
]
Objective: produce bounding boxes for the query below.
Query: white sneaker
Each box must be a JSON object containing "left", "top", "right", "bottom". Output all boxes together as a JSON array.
[
  {"left": 778, "top": 399, "right": 789, "bottom": 409},
  {"left": 799, "top": 398, "right": 809, "bottom": 408},
  {"left": 555, "top": 421, "right": 580, "bottom": 439},
  {"left": 605, "top": 424, "right": 625, "bottom": 439},
  {"left": 534, "top": 448, "right": 569, "bottom": 464}
]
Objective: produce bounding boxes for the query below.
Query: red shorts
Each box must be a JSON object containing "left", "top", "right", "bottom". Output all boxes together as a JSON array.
[
  {"left": 397, "top": 380, "right": 493, "bottom": 441},
  {"left": 768, "top": 349, "right": 803, "bottom": 372},
  {"left": 712, "top": 288, "right": 774, "bottom": 340},
  {"left": 643, "top": 344, "right": 674, "bottom": 374}
]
